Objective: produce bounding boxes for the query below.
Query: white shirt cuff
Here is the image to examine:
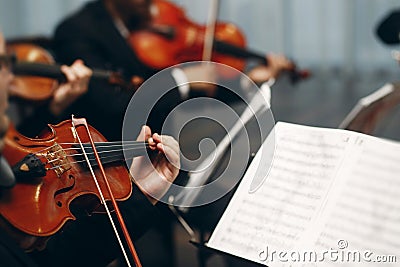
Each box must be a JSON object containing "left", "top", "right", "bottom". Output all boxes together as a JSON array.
[{"left": 259, "top": 82, "right": 272, "bottom": 106}]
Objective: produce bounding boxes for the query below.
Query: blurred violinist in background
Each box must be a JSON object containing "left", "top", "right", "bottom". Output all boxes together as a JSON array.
[
  {"left": 376, "top": 8, "right": 400, "bottom": 45},
  {"left": 376, "top": 8, "right": 400, "bottom": 67},
  {"left": 53, "top": 0, "right": 296, "bottom": 141}
]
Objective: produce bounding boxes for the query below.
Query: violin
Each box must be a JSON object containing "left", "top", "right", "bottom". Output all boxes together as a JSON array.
[
  {"left": 129, "top": 0, "right": 310, "bottom": 82},
  {"left": 7, "top": 43, "right": 140, "bottom": 102},
  {"left": 0, "top": 118, "right": 148, "bottom": 265},
  {"left": 7, "top": 43, "right": 57, "bottom": 101}
]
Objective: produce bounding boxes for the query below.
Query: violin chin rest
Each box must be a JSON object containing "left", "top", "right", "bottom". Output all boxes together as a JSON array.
[{"left": 11, "top": 153, "right": 46, "bottom": 181}]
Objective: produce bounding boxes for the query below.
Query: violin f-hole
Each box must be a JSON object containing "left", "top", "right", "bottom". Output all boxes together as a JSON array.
[{"left": 53, "top": 174, "right": 76, "bottom": 206}]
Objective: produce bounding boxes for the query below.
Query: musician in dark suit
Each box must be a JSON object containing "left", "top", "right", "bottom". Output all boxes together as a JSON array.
[
  {"left": 53, "top": 0, "right": 293, "bottom": 141},
  {"left": 53, "top": 0, "right": 196, "bottom": 141}
]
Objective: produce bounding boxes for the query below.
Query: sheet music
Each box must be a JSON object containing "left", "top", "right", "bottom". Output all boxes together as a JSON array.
[
  {"left": 207, "top": 122, "right": 400, "bottom": 266},
  {"left": 310, "top": 135, "right": 400, "bottom": 266},
  {"left": 207, "top": 122, "right": 355, "bottom": 265}
]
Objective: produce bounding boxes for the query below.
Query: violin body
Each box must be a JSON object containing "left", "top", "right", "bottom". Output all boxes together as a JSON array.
[
  {"left": 7, "top": 43, "right": 141, "bottom": 102},
  {"left": 0, "top": 120, "right": 132, "bottom": 237},
  {"left": 129, "top": 0, "right": 246, "bottom": 75},
  {"left": 7, "top": 43, "right": 58, "bottom": 101},
  {"left": 129, "top": 0, "right": 309, "bottom": 81}
]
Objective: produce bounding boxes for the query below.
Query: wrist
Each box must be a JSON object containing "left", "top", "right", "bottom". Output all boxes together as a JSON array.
[{"left": 49, "top": 100, "right": 70, "bottom": 116}]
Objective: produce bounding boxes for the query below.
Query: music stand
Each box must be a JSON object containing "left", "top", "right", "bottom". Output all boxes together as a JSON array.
[
  {"left": 339, "top": 82, "right": 400, "bottom": 134},
  {"left": 167, "top": 85, "right": 272, "bottom": 267},
  {"left": 169, "top": 82, "right": 400, "bottom": 267}
]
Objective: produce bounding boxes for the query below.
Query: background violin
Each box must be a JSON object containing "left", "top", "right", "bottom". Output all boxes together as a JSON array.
[
  {"left": 7, "top": 43, "right": 57, "bottom": 102},
  {"left": 0, "top": 119, "right": 149, "bottom": 250},
  {"left": 129, "top": 0, "right": 310, "bottom": 82},
  {"left": 7, "top": 43, "right": 141, "bottom": 102}
]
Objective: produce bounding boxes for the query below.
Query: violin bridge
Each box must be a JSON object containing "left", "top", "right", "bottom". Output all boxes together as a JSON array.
[{"left": 46, "top": 143, "right": 71, "bottom": 177}]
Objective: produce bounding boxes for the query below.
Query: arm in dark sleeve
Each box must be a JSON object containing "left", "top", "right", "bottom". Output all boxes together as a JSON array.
[
  {"left": 54, "top": 20, "right": 182, "bottom": 124},
  {"left": 54, "top": 21, "right": 138, "bottom": 116},
  {"left": 376, "top": 9, "right": 400, "bottom": 45}
]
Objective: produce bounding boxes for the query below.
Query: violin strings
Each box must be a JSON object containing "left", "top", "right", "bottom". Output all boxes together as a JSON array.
[
  {"left": 35, "top": 140, "right": 143, "bottom": 156},
  {"left": 34, "top": 141, "right": 149, "bottom": 161},
  {"left": 46, "top": 153, "right": 155, "bottom": 172},
  {"left": 45, "top": 144, "right": 149, "bottom": 165},
  {"left": 50, "top": 142, "right": 149, "bottom": 156},
  {"left": 34, "top": 143, "right": 60, "bottom": 156},
  {"left": 56, "top": 140, "right": 147, "bottom": 145},
  {"left": 45, "top": 146, "right": 154, "bottom": 170}
]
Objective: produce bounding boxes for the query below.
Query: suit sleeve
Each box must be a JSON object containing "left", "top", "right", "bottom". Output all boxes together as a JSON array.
[
  {"left": 53, "top": 20, "right": 138, "bottom": 117},
  {"left": 53, "top": 19, "right": 182, "bottom": 133}
]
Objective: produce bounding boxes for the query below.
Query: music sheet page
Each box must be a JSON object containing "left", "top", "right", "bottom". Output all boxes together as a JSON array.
[
  {"left": 207, "top": 122, "right": 356, "bottom": 265},
  {"left": 310, "top": 134, "right": 400, "bottom": 266}
]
